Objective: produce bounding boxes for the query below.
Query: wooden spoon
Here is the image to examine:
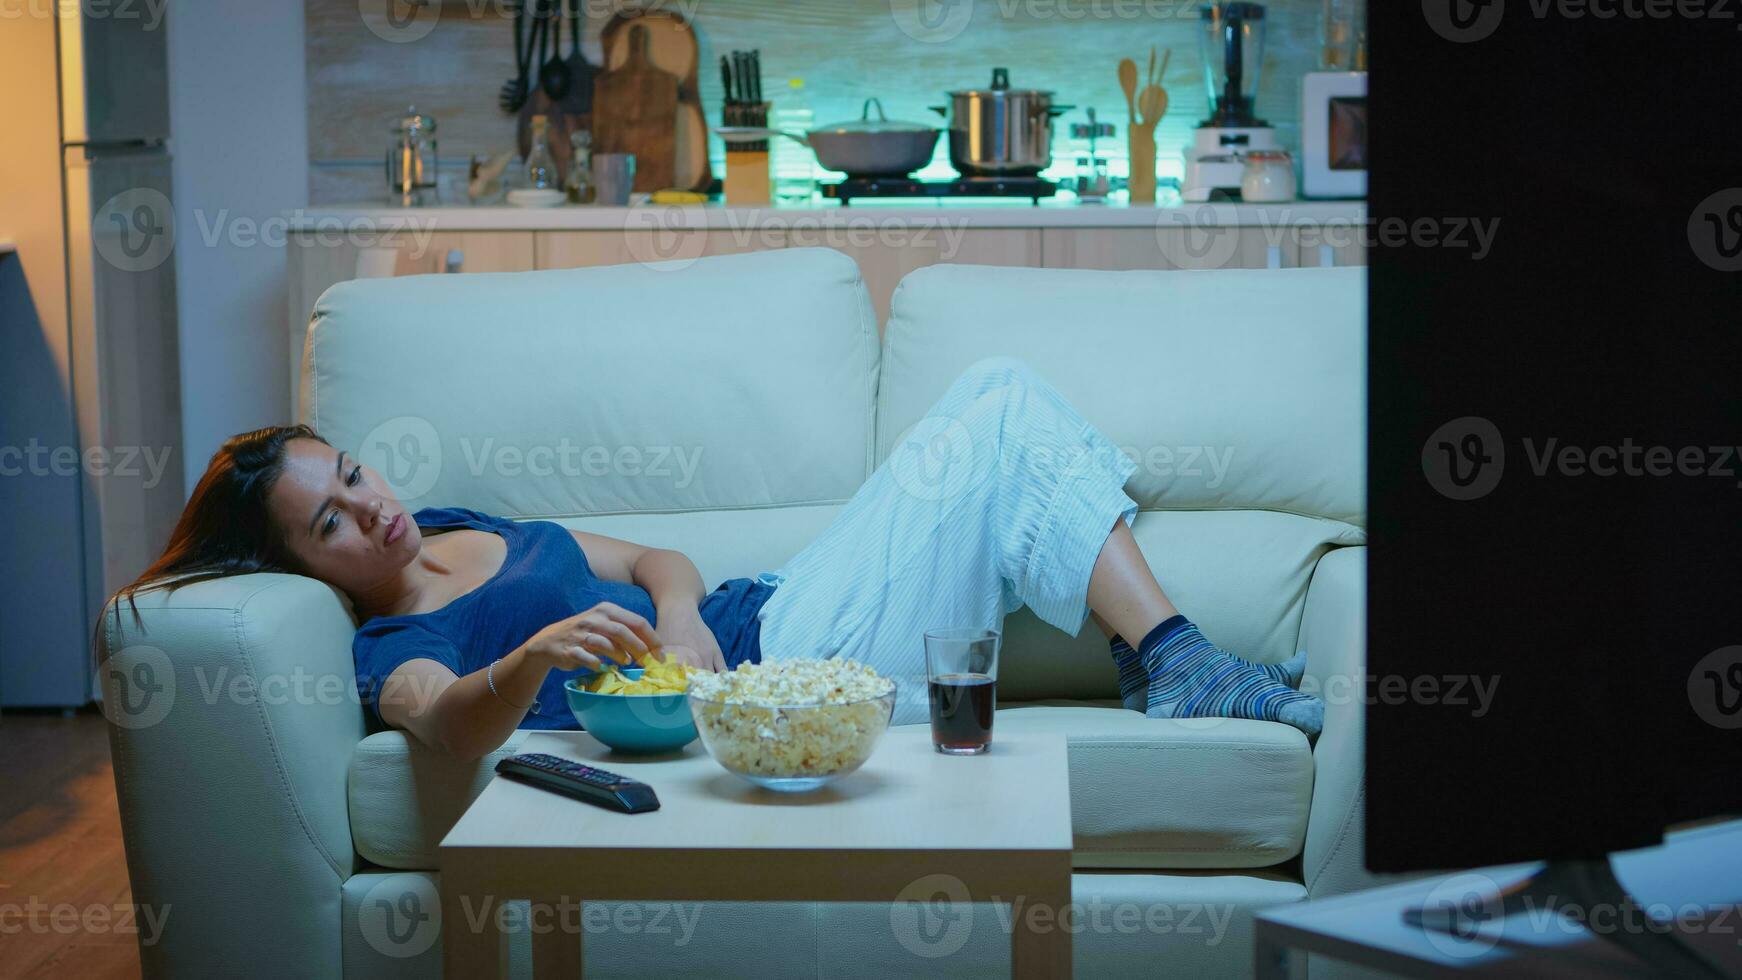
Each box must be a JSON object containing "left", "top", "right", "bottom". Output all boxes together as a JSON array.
[
  {"left": 1118, "top": 58, "right": 1139, "bottom": 127},
  {"left": 1137, "top": 85, "right": 1168, "bottom": 128}
]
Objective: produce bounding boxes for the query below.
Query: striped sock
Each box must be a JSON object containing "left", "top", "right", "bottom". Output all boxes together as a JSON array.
[
  {"left": 1139, "top": 616, "right": 1324, "bottom": 737},
  {"left": 1109, "top": 636, "right": 1149, "bottom": 712},
  {"left": 1110, "top": 637, "right": 1307, "bottom": 713}
]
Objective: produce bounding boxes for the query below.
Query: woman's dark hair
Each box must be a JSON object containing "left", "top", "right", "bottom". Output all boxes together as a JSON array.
[{"left": 111, "top": 424, "right": 330, "bottom": 623}]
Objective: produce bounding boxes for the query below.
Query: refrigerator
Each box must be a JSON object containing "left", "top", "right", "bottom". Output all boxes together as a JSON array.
[{"left": 0, "top": 7, "right": 184, "bottom": 708}]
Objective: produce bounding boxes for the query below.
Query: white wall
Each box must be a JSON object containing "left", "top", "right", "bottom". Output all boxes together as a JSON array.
[{"left": 167, "top": 0, "right": 309, "bottom": 489}]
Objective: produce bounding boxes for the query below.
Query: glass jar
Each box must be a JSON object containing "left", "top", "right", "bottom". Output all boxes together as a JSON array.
[
  {"left": 526, "top": 115, "right": 557, "bottom": 190},
  {"left": 386, "top": 107, "right": 438, "bottom": 206},
  {"left": 1240, "top": 149, "right": 1296, "bottom": 203},
  {"left": 1073, "top": 155, "right": 1110, "bottom": 203},
  {"left": 772, "top": 78, "right": 818, "bottom": 204},
  {"left": 566, "top": 130, "right": 594, "bottom": 204},
  {"left": 1321, "top": 0, "right": 1362, "bottom": 70}
]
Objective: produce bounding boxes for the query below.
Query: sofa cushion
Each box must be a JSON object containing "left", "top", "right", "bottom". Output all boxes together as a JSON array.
[
  {"left": 303, "top": 247, "right": 879, "bottom": 517},
  {"left": 996, "top": 704, "right": 1314, "bottom": 869},
  {"left": 998, "top": 511, "right": 1360, "bottom": 703},
  {"left": 348, "top": 706, "right": 1310, "bottom": 871},
  {"left": 348, "top": 730, "right": 530, "bottom": 869},
  {"left": 881, "top": 264, "right": 1366, "bottom": 526}
]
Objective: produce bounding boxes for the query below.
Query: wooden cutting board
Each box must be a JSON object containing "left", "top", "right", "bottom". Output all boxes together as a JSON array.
[
  {"left": 599, "top": 9, "right": 710, "bottom": 192},
  {"left": 591, "top": 24, "right": 678, "bottom": 192}
]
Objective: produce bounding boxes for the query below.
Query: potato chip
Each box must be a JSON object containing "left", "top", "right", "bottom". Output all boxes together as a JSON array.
[{"left": 586, "top": 651, "right": 694, "bottom": 695}]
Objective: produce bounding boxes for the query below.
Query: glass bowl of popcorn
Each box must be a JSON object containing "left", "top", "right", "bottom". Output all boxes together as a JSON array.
[{"left": 686, "top": 660, "right": 897, "bottom": 793}]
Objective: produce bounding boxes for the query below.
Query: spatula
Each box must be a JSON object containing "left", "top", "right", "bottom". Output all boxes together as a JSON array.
[{"left": 498, "top": 0, "right": 531, "bottom": 113}]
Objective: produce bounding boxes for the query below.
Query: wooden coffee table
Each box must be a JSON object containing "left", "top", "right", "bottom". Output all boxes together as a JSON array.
[{"left": 439, "top": 728, "right": 1073, "bottom": 979}]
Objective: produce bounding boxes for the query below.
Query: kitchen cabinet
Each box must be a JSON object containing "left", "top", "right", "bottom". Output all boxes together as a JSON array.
[
  {"left": 1043, "top": 227, "right": 1296, "bottom": 271},
  {"left": 1289, "top": 225, "right": 1368, "bottom": 269},
  {"left": 535, "top": 230, "right": 772, "bottom": 270}
]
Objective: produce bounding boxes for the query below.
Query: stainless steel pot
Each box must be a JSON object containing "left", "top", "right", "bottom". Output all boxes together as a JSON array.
[
  {"left": 714, "top": 98, "right": 939, "bottom": 178},
  {"left": 930, "top": 68, "right": 1073, "bottom": 176}
]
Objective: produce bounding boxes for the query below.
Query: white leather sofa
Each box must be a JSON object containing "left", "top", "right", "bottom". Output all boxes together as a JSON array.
[{"left": 100, "top": 247, "right": 1376, "bottom": 978}]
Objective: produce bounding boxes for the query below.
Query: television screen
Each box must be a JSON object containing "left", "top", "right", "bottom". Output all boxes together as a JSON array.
[{"left": 1367, "top": 0, "right": 1742, "bottom": 871}]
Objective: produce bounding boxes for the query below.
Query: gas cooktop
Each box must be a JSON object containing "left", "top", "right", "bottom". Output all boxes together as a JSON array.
[{"left": 821, "top": 176, "right": 1057, "bottom": 206}]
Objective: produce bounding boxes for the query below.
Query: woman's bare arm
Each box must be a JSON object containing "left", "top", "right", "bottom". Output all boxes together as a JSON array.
[
  {"left": 378, "top": 602, "right": 659, "bottom": 759},
  {"left": 570, "top": 530, "right": 726, "bottom": 669},
  {"left": 378, "top": 650, "right": 546, "bottom": 760}
]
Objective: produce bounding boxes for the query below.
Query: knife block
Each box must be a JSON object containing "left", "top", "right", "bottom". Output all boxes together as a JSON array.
[
  {"left": 723, "top": 101, "right": 772, "bottom": 205},
  {"left": 725, "top": 150, "right": 770, "bottom": 205},
  {"left": 1128, "top": 122, "right": 1158, "bottom": 204}
]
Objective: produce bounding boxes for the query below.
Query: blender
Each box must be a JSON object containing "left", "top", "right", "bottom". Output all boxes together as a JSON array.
[{"left": 1181, "top": 3, "right": 1281, "bottom": 202}]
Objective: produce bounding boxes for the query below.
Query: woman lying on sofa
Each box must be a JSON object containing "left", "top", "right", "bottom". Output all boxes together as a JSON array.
[{"left": 118, "top": 358, "right": 1323, "bottom": 759}]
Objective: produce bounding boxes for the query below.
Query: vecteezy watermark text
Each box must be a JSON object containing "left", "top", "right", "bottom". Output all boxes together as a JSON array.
[
  {"left": 890, "top": 874, "right": 1236, "bottom": 959},
  {"left": 0, "top": 0, "right": 168, "bottom": 29},
  {"left": 0, "top": 440, "right": 173, "bottom": 489},
  {"left": 360, "top": 0, "right": 703, "bottom": 44},
  {"left": 0, "top": 898, "right": 170, "bottom": 945},
  {"left": 1423, "top": 0, "right": 1740, "bottom": 44},
  {"left": 1300, "top": 671, "right": 1502, "bottom": 717},
  {"left": 1423, "top": 418, "right": 1742, "bottom": 501},
  {"left": 1156, "top": 208, "right": 1501, "bottom": 267}
]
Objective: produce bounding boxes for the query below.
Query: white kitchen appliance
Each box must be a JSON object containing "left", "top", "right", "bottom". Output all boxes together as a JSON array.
[
  {"left": 0, "top": 6, "right": 183, "bottom": 707},
  {"left": 1300, "top": 71, "right": 1368, "bottom": 198},
  {"left": 1181, "top": 2, "right": 1280, "bottom": 203}
]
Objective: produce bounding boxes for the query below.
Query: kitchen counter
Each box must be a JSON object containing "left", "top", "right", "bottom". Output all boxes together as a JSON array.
[{"left": 288, "top": 198, "right": 1367, "bottom": 232}]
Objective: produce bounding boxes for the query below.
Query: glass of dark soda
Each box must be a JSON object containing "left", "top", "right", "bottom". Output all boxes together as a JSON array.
[{"left": 924, "top": 627, "right": 1001, "bottom": 755}]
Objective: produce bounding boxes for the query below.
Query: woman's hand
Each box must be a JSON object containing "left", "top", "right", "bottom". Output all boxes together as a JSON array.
[
  {"left": 652, "top": 644, "right": 726, "bottom": 672},
  {"left": 650, "top": 606, "right": 729, "bottom": 672},
  {"left": 522, "top": 602, "right": 659, "bottom": 672}
]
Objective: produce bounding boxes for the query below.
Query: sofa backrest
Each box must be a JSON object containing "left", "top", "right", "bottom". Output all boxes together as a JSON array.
[
  {"left": 882, "top": 264, "right": 1366, "bottom": 700},
  {"left": 302, "top": 246, "right": 880, "bottom": 590}
]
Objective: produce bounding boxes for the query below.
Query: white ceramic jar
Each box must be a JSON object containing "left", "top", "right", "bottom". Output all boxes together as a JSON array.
[{"left": 1241, "top": 150, "right": 1297, "bottom": 202}]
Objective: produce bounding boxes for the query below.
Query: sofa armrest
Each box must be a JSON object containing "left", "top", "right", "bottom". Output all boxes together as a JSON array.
[
  {"left": 1298, "top": 546, "right": 1381, "bottom": 900},
  {"left": 100, "top": 573, "right": 365, "bottom": 978}
]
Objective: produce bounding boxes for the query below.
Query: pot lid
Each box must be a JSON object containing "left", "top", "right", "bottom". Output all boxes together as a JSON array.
[
  {"left": 814, "top": 97, "right": 936, "bottom": 135},
  {"left": 945, "top": 67, "right": 1055, "bottom": 98}
]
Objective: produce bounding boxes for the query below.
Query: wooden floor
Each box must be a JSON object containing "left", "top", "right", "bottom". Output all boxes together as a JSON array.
[{"left": 0, "top": 709, "right": 140, "bottom": 979}]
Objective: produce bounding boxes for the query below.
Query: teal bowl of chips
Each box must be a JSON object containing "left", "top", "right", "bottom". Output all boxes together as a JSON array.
[{"left": 563, "top": 668, "right": 698, "bottom": 753}]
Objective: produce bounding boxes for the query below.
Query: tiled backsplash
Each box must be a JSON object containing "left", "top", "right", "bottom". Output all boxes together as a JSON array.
[{"left": 310, "top": 0, "right": 1326, "bottom": 204}]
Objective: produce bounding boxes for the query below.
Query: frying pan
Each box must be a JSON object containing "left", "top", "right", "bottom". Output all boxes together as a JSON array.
[{"left": 717, "top": 98, "right": 939, "bottom": 178}]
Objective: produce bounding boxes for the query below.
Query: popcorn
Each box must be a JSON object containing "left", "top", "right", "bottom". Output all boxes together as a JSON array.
[
  {"left": 689, "top": 660, "right": 896, "bottom": 778},
  {"left": 688, "top": 658, "right": 894, "bottom": 705}
]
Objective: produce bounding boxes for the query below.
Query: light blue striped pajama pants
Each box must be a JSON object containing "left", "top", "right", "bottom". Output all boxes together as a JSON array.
[{"left": 753, "top": 357, "right": 1141, "bottom": 725}]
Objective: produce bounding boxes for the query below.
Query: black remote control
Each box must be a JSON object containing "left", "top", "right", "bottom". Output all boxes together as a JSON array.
[{"left": 495, "top": 753, "right": 660, "bottom": 813}]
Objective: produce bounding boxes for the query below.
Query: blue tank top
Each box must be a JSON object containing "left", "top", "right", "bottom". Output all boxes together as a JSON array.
[{"left": 351, "top": 507, "right": 775, "bottom": 730}]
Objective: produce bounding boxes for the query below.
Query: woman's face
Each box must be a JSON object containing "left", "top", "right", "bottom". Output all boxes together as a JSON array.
[{"left": 266, "top": 438, "right": 422, "bottom": 596}]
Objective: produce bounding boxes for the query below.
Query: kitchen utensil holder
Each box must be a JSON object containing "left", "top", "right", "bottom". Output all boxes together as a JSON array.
[
  {"left": 724, "top": 101, "right": 772, "bottom": 205},
  {"left": 1128, "top": 123, "right": 1157, "bottom": 204}
]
